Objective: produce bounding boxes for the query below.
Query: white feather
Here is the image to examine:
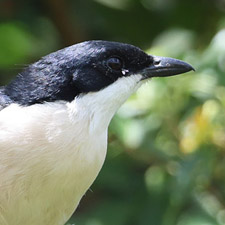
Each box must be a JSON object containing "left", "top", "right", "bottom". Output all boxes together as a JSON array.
[{"left": 0, "top": 75, "right": 143, "bottom": 225}]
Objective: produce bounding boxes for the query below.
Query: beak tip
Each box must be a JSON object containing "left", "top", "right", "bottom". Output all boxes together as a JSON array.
[{"left": 186, "top": 64, "right": 195, "bottom": 72}]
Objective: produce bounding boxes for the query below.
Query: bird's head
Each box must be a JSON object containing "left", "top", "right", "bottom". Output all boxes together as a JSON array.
[{"left": 2, "top": 40, "right": 194, "bottom": 108}]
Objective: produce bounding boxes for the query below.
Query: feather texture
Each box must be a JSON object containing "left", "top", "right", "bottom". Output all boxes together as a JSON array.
[{"left": 0, "top": 75, "right": 143, "bottom": 225}]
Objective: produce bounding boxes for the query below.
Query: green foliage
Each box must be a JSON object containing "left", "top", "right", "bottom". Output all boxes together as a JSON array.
[
  {"left": 0, "top": 22, "right": 33, "bottom": 67},
  {"left": 0, "top": 0, "right": 225, "bottom": 224}
]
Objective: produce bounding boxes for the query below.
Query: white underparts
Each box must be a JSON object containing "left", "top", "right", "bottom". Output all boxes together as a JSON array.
[{"left": 0, "top": 74, "right": 144, "bottom": 225}]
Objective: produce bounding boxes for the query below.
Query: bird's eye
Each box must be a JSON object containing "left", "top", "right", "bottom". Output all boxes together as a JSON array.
[{"left": 106, "top": 57, "right": 123, "bottom": 71}]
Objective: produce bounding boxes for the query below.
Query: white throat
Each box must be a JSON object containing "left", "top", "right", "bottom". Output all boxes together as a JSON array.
[{"left": 69, "top": 74, "right": 143, "bottom": 133}]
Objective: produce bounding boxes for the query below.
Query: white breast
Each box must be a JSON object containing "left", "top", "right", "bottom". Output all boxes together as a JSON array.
[{"left": 0, "top": 75, "right": 143, "bottom": 225}]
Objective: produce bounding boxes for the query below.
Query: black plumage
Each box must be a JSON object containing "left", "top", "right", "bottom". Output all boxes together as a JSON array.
[
  {"left": 0, "top": 40, "right": 193, "bottom": 109},
  {"left": 0, "top": 41, "right": 151, "bottom": 107}
]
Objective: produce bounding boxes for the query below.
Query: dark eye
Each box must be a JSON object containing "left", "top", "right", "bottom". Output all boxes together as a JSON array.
[{"left": 106, "top": 57, "right": 123, "bottom": 71}]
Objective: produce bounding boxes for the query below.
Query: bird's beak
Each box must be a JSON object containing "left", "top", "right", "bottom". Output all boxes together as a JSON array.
[{"left": 141, "top": 56, "right": 195, "bottom": 78}]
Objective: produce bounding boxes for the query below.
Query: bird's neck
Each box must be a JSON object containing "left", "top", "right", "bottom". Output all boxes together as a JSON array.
[{"left": 68, "top": 75, "right": 143, "bottom": 133}]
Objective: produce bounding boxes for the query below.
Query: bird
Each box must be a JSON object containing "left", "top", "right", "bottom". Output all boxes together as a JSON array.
[{"left": 0, "top": 40, "right": 194, "bottom": 225}]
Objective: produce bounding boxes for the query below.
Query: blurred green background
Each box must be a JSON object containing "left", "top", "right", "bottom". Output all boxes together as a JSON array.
[{"left": 1, "top": 0, "right": 225, "bottom": 224}]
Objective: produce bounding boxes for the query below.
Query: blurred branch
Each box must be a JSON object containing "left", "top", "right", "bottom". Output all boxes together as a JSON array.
[{"left": 43, "top": 0, "right": 85, "bottom": 46}]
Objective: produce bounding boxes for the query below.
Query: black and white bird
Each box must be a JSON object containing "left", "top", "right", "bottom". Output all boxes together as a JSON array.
[{"left": 0, "top": 40, "right": 194, "bottom": 225}]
